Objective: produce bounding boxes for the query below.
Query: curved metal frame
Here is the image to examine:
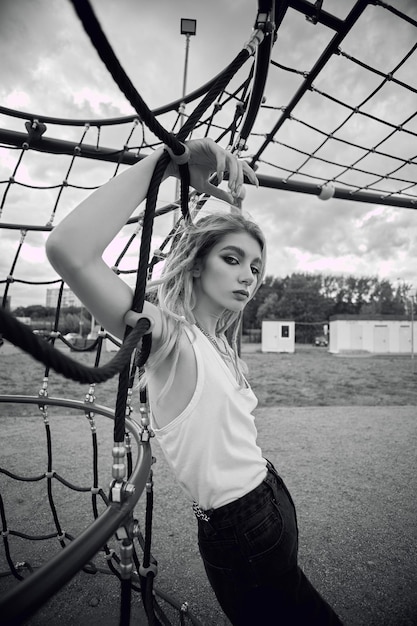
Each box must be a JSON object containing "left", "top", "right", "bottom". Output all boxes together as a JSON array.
[{"left": 0, "top": 395, "right": 152, "bottom": 624}]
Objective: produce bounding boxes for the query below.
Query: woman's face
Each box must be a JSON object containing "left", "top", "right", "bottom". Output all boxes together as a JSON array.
[{"left": 193, "top": 231, "right": 263, "bottom": 315}]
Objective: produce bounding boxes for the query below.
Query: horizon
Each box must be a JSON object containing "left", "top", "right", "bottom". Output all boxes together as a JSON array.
[{"left": 1, "top": 0, "right": 417, "bottom": 309}]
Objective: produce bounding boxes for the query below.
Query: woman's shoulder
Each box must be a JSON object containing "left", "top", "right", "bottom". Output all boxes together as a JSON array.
[
  {"left": 145, "top": 304, "right": 197, "bottom": 355},
  {"left": 145, "top": 318, "right": 198, "bottom": 427}
]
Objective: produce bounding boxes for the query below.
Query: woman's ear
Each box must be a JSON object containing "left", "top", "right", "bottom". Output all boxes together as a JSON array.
[{"left": 191, "top": 261, "right": 202, "bottom": 278}]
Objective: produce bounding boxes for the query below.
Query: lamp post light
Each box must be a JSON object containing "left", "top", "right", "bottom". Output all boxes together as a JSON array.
[
  {"left": 173, "top": 19, "right": 196, "bottom": 225},
  {"left": 180, "top": 18, "right": 197, "bottom": 102}
]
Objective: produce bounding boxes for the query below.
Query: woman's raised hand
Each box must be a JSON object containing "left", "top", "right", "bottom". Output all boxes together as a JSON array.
[{"left": 171, "top": 138, "right": 258, "bottom": 205}]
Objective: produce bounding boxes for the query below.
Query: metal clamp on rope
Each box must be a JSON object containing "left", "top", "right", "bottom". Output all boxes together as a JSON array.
[
  {"left": 139, "top": 562, "right": 158, "bottom": 577},
  {"left": 24, "top": 119, "right": 47, "bottom": 143},
  {"left": 120, "top": 540, "right": 134, "bottom": 579},
  {"left": 318, "top": 182, "right": 335, "bottom": 200},
  {"left": 124, "top": 311, "right": 155, "bottom": 334},
  {"left": 244, "top": 28, "right": 265, "bottom": 55},
  {"left": 254, "top": 6, "right": 276, "bottom": 33},
  {"left": 109, "top": 479, "right": 136, "bottom": 504},
  {"left": 164, "top": 142, "right": 191, "bottom": 165}
]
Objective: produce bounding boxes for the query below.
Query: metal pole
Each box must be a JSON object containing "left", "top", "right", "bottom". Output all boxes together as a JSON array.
[
  {"left": 182, "top": 34, "right": 191, "bottom": 101},
  {"left": 411, "top": 294, "right": 415, "bottom": 373},
  {"left": 174, "top": 34, "right": 191, "bottom": 224}
]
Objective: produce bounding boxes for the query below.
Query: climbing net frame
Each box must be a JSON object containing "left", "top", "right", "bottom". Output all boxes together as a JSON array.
[
  {"left": 0, "top": 0, "right": 416, "bottom": 623},
  {"left": 0, "top": 0, "right": 277, "bottom": 623}
]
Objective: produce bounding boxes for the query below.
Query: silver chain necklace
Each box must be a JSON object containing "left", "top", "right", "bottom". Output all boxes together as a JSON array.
[
  {"left": 195, "top": 322, "right": 245, "bottom": 387},
  {"left": 195, "top": 322, "right": 230, "bottom": 357}
]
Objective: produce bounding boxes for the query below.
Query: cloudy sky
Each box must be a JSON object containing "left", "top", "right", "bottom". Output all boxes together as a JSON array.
[{"left": 1, "top": 0, "right": 417, "bottom": 309}]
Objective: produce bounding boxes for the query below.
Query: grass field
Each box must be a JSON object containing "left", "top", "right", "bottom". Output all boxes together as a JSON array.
[
  {"left": 0, "top": 343, "right": 416, "bottom": 415},
  {"left": 0, "top": 344, "right": 416, "bottom": 625},
  {"left": 245, "top": 345, "right": 417, "bottom": 407}
]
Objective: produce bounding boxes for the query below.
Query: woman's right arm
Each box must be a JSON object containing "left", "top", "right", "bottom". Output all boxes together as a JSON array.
[
  {"left": 46, "top": 149, "right": 166, "bottom": 340},
  {"left": 46, "top": 139, "right": 258, "bottom": 342}
]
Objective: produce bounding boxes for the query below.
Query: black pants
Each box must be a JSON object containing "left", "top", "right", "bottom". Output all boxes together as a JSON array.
[{"left": 197, "top": 463, "right": 343, "bottom": 625}]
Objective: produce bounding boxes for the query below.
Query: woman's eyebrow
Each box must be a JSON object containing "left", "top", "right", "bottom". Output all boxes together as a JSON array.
[{"left": 219, "top": 245, "right": 262, "bottom": 265}]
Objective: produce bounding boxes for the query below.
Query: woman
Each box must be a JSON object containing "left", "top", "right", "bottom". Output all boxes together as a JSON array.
[{"left": 46, "top": 138, "right": 342, "bottom": 625}]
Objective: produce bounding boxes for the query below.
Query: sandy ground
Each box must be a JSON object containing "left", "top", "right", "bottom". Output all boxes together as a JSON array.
[{"left": 0, "top": 406, "right": 416, "bottom": 625}]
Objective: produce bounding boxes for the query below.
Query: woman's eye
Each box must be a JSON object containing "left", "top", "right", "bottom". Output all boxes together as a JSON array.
[
  {"left": 251, "top": 266, "right": 260, "bottom": 275},
  {"left": 223, "top": 256, "right": 238, "bottom": 265}
]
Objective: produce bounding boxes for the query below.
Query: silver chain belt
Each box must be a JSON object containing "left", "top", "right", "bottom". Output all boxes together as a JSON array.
[{"left": 192, "top": 501, "right": 211, "bottom": 522}]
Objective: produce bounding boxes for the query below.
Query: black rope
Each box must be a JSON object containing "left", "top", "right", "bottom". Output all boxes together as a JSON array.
[
  {"left": 120, "top": 576, "right": 132, "bottom": 626},
  {"left": 5, "top": 529, "right": 71, "bottom": 542},
  {"left": 69, "top": 0, "right": 186, "bottom": 159},
  {"left": 69, "top": 0, "right": 257, "bottom": 233},
  {"left": 132, "top": 155, "right": 169, "bottom": 312},
  {"left": 178, "top": 48, "right": 251, "bottom": 142},
  {"left": 0, "top": 469, "right": 44, "bottom": 481},
  {"left": 44, "top": 280, "right": 65, "bottom": 378},
  {"left": 44, "top": 421, "right": 67, "bottom": 549},
  {"left": 0, "top": 307, "right": 151, "bottom": 384},
  {"left": 113, "top": 359, "right": 132, "bottom": 443},
  {"left": 0, "top": 494, "right": 24, "bottom": 582},
  {"left": 111, "top": 158, "right": 169, "bottom": 441}
]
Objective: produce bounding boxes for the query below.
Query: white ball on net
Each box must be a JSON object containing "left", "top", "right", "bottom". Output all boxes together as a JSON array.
[{"left": 318, "top": 183, "right": 335, "bottom": 200}]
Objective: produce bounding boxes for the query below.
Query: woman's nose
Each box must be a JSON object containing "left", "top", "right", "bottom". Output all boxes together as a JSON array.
[{"left": 240, "top": 270, "right": 254, "bottom": 286}]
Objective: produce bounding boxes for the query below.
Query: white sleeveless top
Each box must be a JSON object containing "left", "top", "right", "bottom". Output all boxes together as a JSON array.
[{"left": 149, "top": 325, "right": 267, "bottom": 510}]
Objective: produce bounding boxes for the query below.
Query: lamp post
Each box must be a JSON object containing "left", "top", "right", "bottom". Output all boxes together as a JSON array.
[
  {"left": 411, "top": 291, "right": 415, "bottom": 372},
  {"left": 180, "top": 18, "right": 197, "bottom": 103},
  {"left": 173, "top": 19, "right": 197, "bottom": 225}
]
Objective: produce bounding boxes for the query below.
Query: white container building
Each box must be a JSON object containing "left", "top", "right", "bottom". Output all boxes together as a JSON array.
[
  {"left": 328, "top": 315, "right": 417, "bottom": 354},
  {"left": 261, "top": 320, "right": 295, "bottom": 353}
]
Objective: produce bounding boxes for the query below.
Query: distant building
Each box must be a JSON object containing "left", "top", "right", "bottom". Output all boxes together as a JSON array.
[
  {"left": 261, "top": 320, "right": 295, "bottom": 353},
  {"left": 15, "top": 316, "right": 32, "bottom": 326},
  {"left": 329, "top": 315, "right": 417, "bottom": 354},
  {"left": 46, "top": 288, "right": 82, "bottom": 309}
]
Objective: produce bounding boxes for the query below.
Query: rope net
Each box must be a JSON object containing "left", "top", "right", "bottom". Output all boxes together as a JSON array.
[{"left": 0, "top": 0, "right": 416, "bottom": 623}]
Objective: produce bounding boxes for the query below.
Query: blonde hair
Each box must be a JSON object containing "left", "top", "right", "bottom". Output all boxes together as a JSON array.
[{"left": 141, "top": 212, "right": 266, "bottom": 397}]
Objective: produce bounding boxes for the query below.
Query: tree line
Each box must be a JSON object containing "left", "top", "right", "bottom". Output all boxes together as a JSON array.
[
  {"left": 242, "top": 273, "right": 415, "bottom": 343},
  {"left": 13, "top": 305, "right": 92, "bottom": 337},
  {"left": 13, "top": 274, "right": 416, "bottom": 343}
]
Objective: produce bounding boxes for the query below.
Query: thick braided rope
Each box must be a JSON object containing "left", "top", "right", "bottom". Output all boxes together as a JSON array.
[
  {"left": 0, "top": 307, "right": 150, "bottom": 384},
  {"left": 132, "top": 154, "right": 170, "bottom": 312},
  {"left": 112, "top": 156, "right": 169, "bottom": 441},
  {"left": 178, "top": 48, "right": 251, "bottom": 142},
  {"left": 114, "top": 361, "right": 134, "bottom": 443},
  {"left": 69, "top": 0, "right": 194, "bottom": 249},
  {"left": 70, "top": 0, "right": 186, "bottom": 159}
]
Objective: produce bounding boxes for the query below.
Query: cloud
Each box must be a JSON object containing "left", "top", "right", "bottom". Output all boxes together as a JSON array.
[
  {"left": 1, "top": 0, "right": 417, "bottom": 311},
  {"left": 244, "top": 180, "right": 417, "bottom": 289}
]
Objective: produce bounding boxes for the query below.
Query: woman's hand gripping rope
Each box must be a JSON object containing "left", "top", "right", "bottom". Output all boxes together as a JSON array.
[{"left": 166, "top": 138, "right": 259, "bottom": 207}]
